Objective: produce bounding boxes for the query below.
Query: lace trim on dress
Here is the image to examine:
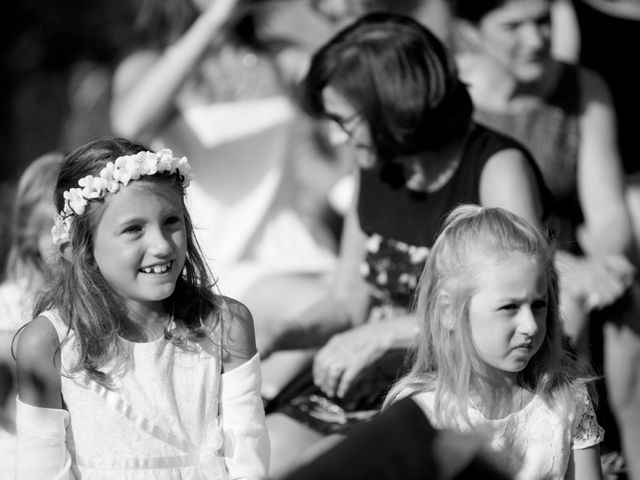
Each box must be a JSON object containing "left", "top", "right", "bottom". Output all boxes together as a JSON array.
[{"left": 572, "top": 392, "right": 605, "bottom": 449}]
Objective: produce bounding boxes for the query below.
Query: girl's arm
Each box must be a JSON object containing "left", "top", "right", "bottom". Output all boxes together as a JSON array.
[
  {"left": 110, "top": 0, "right": 241, "bottom": 139},
  {"left": 255, "top": 171, "right": 372, "bottom": 357},
  {"left": 565, "top": 445, "right": 604, "bottom": 480},
  {"left": 479, "top": 148, "right": 545, "bottom": 227},
  {"left": 15, "top": 315, "right": 73, "bottom": 480},
  {"left": 220, "top": 299, "right": 269, "bottom": 480}
]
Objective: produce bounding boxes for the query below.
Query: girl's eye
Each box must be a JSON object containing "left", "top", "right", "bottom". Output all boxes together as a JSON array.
[
  {"left": 123, "top": 225, "right": 142, "bottom": 234},
  {"left": 165, "top": 215, "right": 183, "bottom": 227},
  {"left": 500, "top": 303, "right": 518, "bottom": 311},
  {"left": 533, "top": 299, "right": 548, "bottom": 310}
]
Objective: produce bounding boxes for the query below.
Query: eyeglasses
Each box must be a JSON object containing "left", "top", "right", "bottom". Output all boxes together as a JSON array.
[{"left": 325, "top": 112, "right": 363, "bottom": 139}]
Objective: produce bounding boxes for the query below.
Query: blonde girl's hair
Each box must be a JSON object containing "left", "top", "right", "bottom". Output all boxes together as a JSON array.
[
  {"left": 5, "top": 153, "right": 64, "bottom": 290},
  {"left": 34, "top": 137, "right": 224, "bottom": 385},
  {"left": 384, "top": 204, "right": 592, "bottom": 427}
]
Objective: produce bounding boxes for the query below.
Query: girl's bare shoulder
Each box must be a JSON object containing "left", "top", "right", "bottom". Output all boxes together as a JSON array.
[
  {"left": 220, "top": 296, "right": 257, "bottom": 371},
  {"left": 15, "top": 315, "right": 62, "bottom": 407}
]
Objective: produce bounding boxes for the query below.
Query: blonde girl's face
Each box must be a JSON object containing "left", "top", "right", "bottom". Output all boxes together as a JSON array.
[
  {"left": 474, "top": 0, "right": 553, "bottom": 82},
  {"left": 467, "top": 251, "right": 547, "bottom": 382},
  {"left": 92, "top": 181, "right": 188, "bottom": 317}
]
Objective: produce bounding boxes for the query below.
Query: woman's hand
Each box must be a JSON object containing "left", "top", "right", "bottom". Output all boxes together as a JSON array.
[{"left": 312, "top": 321, "right": 393, "bottom": 399}]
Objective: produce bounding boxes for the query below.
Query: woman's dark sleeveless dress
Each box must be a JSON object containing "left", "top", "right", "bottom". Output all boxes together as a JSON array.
[{"left": 270, "top": 124, "right": 551, "bottom": 434}]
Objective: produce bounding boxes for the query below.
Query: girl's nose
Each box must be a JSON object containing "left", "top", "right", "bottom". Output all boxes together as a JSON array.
[
  {"left": 147, "top": 227, "right": 173, "bottom": 256},
  {"left": 518, "top": 307, "right": 540, "bottom": 336}
]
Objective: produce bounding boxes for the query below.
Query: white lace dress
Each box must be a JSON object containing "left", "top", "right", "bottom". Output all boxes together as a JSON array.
[
  {"left": 16, "top": 309, "right": 269, "bottom": 480},
  {"left": 411, "top": 388, "right": 604, "bottom": 480}
]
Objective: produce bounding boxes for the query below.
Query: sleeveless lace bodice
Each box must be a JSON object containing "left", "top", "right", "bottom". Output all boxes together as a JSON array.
[
  {"left": 411, "top": 388, "right": 604, "bottom": 480},
  {"left": 42, "top": 310, "right": 227, "bottom": 480}
]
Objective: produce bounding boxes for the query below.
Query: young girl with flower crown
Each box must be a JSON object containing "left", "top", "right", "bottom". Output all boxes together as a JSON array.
[
  {"left": 385, "top": 205, "right": 604, "bottom": 480},
  {"left": 14, "top": 138, "right": 269, "bottom": 480}
]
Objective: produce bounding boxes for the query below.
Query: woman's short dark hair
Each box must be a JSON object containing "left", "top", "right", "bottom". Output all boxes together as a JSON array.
[
  {"left": 299, "top": 12, "right": 473, "bottom": 161},
  {"left": 447, "top": 0, "right": 515, "bottom": 25}
]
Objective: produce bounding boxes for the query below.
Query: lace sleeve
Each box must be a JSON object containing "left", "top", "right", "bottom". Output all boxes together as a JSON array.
[{"left": 571, "top": 389, "right": 605, "bottom": 450}]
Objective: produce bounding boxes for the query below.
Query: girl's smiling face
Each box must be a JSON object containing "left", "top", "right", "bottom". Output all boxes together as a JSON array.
[
  {"left": 468, "top": 251, "right": 548, "bottom": 382},
  {"left": 92, "top": 181, "right": 187, "bottom": 317}
]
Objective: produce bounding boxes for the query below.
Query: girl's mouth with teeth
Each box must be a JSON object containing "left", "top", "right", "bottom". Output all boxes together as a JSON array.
[{"left": 139, "top": 261, "right": 172, "bottom": 274}]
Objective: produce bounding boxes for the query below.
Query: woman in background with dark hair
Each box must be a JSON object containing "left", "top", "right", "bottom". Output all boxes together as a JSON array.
[{"left": 259, "top": 12, "right": 552, "bottom": 477}]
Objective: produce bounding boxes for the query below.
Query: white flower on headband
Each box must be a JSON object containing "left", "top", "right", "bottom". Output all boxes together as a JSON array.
[{"left": 51, "top": 148, "right": 193, "bottom": 246}]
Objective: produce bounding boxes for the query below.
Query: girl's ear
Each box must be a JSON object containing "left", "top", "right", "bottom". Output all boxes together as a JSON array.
[{"left": 58, "top": 241, "right": 73, "bottom": 263}]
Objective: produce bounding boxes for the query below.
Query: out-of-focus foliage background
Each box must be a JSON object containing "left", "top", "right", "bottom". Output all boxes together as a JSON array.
[{"left": 0, "top": 0, "right": 140, "bottom": 270}]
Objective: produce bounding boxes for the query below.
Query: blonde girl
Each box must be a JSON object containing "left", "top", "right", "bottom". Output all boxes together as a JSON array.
[
  {"left": 14, "top": 138, "right": 269, "bottom": 479},
  {"left": 386, "top": 205, "right": 604, "bottom": 480}
]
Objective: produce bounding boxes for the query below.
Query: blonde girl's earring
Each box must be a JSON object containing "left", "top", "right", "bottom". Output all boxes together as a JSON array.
[{"left": 439, "top": 292, "right": 455, "bottom": 331}]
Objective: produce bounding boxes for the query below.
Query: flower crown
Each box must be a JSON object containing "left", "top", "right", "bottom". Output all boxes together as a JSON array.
[{"left": 51, "top": 148, "right": 193, "bottom": 246}]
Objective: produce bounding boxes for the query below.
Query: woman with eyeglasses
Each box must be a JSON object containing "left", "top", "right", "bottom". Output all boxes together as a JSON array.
[{"left": 256, "top": 12, "right": 554, "bottom": 477}]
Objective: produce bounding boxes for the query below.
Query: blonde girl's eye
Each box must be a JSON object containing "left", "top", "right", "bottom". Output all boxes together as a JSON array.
[
  {"left": 532, "top": 298, "right": 548, "bottom": 310},
  {"left": 499, "top": 303, "right": 518, "bottom": 311}
]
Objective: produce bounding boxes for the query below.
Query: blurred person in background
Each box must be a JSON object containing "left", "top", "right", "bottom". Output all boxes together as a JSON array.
[{"left": 0, "top": 153, "right": 63, "bottom": 479}]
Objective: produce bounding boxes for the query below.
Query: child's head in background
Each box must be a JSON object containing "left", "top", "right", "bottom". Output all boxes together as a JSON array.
[{"left": 5, "top": 153, "right": 64, "bottom": 289}]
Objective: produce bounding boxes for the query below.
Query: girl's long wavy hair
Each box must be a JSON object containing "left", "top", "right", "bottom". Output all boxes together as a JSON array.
[
  {"left": 34, "top": 137, "right": 224, "bottom": 384},
  {"left": 384, "top": 205, "right": 593, "bottom": 427}
]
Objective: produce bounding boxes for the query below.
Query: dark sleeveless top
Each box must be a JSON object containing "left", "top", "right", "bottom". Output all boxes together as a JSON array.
[
  {"left": 357, "top": 123, "right": 551, "bottom": 309},
  {"left": 475, "top": 62, "right": 581, "bottom": 250}
]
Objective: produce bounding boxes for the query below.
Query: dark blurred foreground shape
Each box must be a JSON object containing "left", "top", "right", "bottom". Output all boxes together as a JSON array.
[{"left": 281, "top": 396, "right": 511, "bottom": 480}]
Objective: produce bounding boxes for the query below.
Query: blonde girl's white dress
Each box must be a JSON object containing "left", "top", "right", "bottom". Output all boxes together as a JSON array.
[
  {"left": 15, "top": 309, "right": 269, "bottom": 480},
  {"left": 410, "top": 388, "right": 604, "bottom": 480}
]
